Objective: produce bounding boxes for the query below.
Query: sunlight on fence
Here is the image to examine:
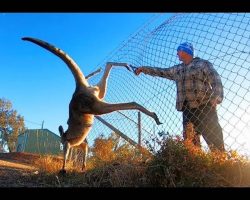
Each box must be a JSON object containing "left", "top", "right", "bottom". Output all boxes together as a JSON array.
[
  {"left": 17, "top": 13, "right": 250, "bottom": 160},
  {"left": 87, "top": 13, "right": 250, "bottom": 157}
]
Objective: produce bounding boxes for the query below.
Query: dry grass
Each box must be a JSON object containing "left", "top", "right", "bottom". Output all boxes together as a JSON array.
[
  {"left": 1, "top": 135, "right": 250, "bottom": 187},
  {"left": 146, "top": 136, "right": 250, "bottom": 187}
]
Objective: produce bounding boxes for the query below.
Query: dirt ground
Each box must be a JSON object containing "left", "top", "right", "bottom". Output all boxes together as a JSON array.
[{"left": 0, "top": 152, "right": 43, "bottom": 187}]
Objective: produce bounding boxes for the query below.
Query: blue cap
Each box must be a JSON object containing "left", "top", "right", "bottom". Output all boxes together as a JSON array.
[{"left": 177, "top": 42, "right": 194, "bottom": 56}]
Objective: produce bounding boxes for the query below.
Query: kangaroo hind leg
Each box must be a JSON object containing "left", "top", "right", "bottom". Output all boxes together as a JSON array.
[{"left": 97, "top": 62, "right": 130, "bottom": 99}]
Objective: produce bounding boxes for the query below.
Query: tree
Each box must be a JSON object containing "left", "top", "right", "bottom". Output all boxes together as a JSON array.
[{"left": 0, "top": 98, "right": 25, "bottom": 152}]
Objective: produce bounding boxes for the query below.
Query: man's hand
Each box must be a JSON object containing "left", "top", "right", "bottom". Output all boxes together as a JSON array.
[
  {"left": 134, "top": 67, "right": 143, "bottom": 76},
  {"left": 210, "top": 99, "right": 219, "bottom": 109}
]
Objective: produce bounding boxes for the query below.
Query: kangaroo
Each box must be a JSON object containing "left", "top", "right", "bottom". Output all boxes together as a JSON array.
[{"left": 22, "top": 37, "right": 162, "bottom": 174}]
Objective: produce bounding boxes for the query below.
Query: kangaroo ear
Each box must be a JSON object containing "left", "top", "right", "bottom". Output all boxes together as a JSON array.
[{"left": 58, "top": 125, "right": 64, "bottom": 136}]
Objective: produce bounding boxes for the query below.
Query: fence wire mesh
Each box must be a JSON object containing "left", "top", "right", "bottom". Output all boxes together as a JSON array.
[
  {"left": 13, "top": 13, "right": 250, "bottom": 162},
  {"left": 85, "top": 13, "right": 250, "bottom": 158}
]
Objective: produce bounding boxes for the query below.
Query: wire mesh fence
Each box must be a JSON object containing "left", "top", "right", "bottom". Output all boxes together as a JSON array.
[
  {"left": 13, "top": 13, "right": 250, "bottom": 162},
  {"left": 85, "top": 13, "right": 250, "bottom": 158}
]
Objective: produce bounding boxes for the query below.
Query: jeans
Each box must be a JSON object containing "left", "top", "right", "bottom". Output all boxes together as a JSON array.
[{"left": 182, "top": 102, "right": 225, "bottom": 151}]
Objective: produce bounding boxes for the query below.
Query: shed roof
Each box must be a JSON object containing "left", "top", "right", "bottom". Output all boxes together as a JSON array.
[{"left": 18, "top": 129, "right": 60, "bottom": 139}]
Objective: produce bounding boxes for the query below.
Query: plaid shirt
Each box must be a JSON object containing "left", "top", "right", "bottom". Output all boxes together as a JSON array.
[{"left": 141, "top": 57, "right": 224, "bottom": 111}]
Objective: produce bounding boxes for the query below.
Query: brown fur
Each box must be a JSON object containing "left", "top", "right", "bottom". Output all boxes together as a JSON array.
[{"left": 22, "top": 37, "right": 162, "bottom": 174}]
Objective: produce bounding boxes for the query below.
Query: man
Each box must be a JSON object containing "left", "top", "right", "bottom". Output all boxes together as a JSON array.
[{"left": 133, "top": 42, "right": 225, "bottom": 151}]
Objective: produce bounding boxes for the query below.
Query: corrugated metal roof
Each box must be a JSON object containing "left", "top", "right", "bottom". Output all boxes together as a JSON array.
[
  {"left": 18, "top": 129, "right": 60, "bottom": 139},
  {"left": 17, "top": 129, "right": 62, "bottom": 155}
]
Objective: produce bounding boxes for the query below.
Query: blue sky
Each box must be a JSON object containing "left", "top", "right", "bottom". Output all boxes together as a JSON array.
[
  {"left": 0, "top": 13, "right": 163, "bottom": 134},
  {"left": 2, "top": 13, "right": 249, "bottom": 156}
]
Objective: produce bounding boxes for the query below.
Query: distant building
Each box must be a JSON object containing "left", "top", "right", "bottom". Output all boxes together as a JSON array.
[{"left": 16, "top": 129, "right": 62, "bottom": 155}]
